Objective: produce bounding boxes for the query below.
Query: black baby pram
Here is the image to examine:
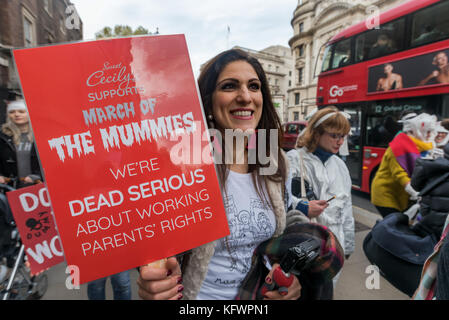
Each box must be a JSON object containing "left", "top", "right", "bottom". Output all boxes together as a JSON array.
[
  {"left": 363, "top": 172, "right": 449, "bottom": 297},
  {"left": 363, "top": 209, "right": 438, "bottom": 297},
  {"left": 0, "top": 184, "right": 16, "bottom": 266}
]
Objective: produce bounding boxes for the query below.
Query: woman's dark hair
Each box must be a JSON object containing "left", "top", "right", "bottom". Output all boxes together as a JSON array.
[{"left": 197, "top": 49, "right": 286, "bottom": 198}]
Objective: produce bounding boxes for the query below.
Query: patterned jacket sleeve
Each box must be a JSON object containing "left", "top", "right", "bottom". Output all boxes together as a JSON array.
[{"left": 286, "top": 149, "right": 302, "bottom": 211}]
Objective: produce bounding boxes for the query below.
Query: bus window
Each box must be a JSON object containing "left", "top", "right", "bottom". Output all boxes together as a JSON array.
[
  {"left": 365, "top": 97, "right": 437, "bottom": 147},
  {"left": 355, "top": 18, "right": 405, "bottom": 62},
  {"left": 343, "top": 106, "right": 362, "bottom": 185},
  {"left": 321, "top": 44, "right": 333, "bottom": 72},
  {"left": 331, "top": 38, "right": 352, "bottom": 69},
  {"left": 412, "top": 1, "right": 449, "bottom": 47},
  {"left": 366, "top": 114, "right": 401, "bottom": 148},
  {"left": 442, "top": 94, "right": 449, "bottom": 119}
]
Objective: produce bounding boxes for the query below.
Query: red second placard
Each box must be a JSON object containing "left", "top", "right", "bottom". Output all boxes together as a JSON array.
[
  {"left": 6, "top": 183, "right": 64, "bottom": 275},
  {"left": 13, "top": 35, "right": 229, "bottom": 284}
]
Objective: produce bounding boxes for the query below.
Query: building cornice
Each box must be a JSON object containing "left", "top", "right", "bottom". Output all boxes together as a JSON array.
[
  {"left": 314, "top": 3, "right": 366, "bottom": 30},
  {"left": 287, "top": 83, "right": 317, "bottom": 93},
  {"left": 233, "top": 45, "right": 285, "bottom": 64},
  {"left": 266, "top": 70, "right": 286, "bottom": 77},
  {"left": 291, "top": 1, "right": 317, "bottom": 26},
  {"left": 289, "top": 3, "right": 367, "bottom": 47},
  {"left": 288, "top": 31, "right": 314, "bottom": 47}
]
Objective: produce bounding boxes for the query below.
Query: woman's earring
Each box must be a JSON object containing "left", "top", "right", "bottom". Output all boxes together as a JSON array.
[
  {"left": 207, "top": 114, "right": 215, "bottom": 130},
  {"left": 206, "top": 114, "right": 221, "bottom": 154}
]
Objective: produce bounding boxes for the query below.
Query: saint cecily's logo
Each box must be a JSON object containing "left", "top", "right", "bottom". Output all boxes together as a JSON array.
[{"left": 86, "top": 62, "right": 137, "bottom": 90}]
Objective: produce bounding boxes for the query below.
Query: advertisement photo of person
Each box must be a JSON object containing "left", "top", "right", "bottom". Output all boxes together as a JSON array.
[
  {"left": 368, "top": 48, "right": 449, "bottom": 93},
  {"left": 376, "top": 63, "right": 403, "bottom": 91},
  {"left": 419, "top": 51, "right": 449, "bottom": 86}
]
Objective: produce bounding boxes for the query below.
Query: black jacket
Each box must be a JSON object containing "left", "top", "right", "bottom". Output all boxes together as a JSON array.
[
  {"left": 411, "top": 144, "right": 449, "bottom": 239},
  {"left": 0, "top": 131, "right": 42, "bottom": 183}
]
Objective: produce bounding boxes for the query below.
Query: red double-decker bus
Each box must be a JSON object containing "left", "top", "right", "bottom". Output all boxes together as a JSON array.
[{"left": 316, "top": 0, "right": 449, "bottom": 193}]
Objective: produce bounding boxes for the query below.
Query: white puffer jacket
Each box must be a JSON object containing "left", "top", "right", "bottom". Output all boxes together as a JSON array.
[{"left": 286, "top": 148, "right": 355, "bottom": 256}]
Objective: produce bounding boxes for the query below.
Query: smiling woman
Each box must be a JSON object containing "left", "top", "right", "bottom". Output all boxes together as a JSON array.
[
  {"left": 136, "top": 49, "right": 308, "bottom": 301},
  {"left": 136, "top": 49, "right": 345, "bottom": 301}
]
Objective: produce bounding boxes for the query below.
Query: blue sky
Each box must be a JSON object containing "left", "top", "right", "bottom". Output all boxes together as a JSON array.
[{"left": 70, "top": 0, "right": 298, "bottom": 76}]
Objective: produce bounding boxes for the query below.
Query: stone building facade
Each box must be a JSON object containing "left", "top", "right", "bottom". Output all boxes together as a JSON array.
[
  {"left": 287, "top": 0, "right": 404, "bottom": 121},
  {"left": 0, "top": 0, "right": 83, "bottom": 121}
]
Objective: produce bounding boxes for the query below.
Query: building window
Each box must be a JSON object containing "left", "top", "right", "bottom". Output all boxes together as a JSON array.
[
  {"left": 294, "top": 112, "right": 299, "bottom": 121},
  {"left": 44, "top": 0, "right": 52, "bottom": 16},
  {"left": 60, "top": 17, "right": 66, "bottom": 35},
  {"left": 23, "top": 18, "right": 34, "bottom": 47},
  {"left": 289, "top": 80, "right": 292, "bottom": 87},
  {"left": 411, "top": 1, "right": 449, "bottom": 47},
  {"left": 299, "top": 22, "right": 304, "bottom": 34},
  {"left": 321, "top": 45, "right": 333, "bottom": 72},
  {"left": 46, "top": 32, "right": 54, "bottom": 43},
  {"left": 297, "top": 68, "right": 304, "bottom": 85},
  {"left": 295, "top": 93, "right": 300, "bottom": 105},
  {"left": 331, "top": 38, "right": 351, "bottom": 69},
  {"left": 298, "top": 44, "right": 304, "bottom": 57},
  {"left": 355, "top": 18, "right": 405, "bottom": 62},
  {"left": 275, "top": 78, "right": 278, "bottom": 85},
  {"left": 276, "top": 66, "right": 279, "bottom": 72},
  {"left": 289, "top": 71, "right": 292, "bottom": 76},
  {"left": 22, "top": 9, "right": 36, "bottom": 47}
]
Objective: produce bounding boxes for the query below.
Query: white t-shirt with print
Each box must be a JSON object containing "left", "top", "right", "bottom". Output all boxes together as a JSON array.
[{"left": 196, "top": 170, "right": 276, "bottom": 300}]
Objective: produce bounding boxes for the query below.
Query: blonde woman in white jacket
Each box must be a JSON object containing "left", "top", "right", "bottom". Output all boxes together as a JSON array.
[{"left": 287, "top": 107, "right": 355, "bottom": 283}]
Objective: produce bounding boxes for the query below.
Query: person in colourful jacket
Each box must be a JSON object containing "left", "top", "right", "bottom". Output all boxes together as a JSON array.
[{"left": 371, "top": 113, "right": 437, "bottom": 217}]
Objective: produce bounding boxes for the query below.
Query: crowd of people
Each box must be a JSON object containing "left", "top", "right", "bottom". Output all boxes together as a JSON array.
[{"left": 1, "top": 48, "right": 449, "bottom": 300}]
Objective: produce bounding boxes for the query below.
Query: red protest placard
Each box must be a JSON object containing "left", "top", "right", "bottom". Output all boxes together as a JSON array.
[
  {"left": 6, "top": 183, "right": 64, "bottom": 275},
  {"left": 13, "top": 35, "right": 229, "bottom": 284}
]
